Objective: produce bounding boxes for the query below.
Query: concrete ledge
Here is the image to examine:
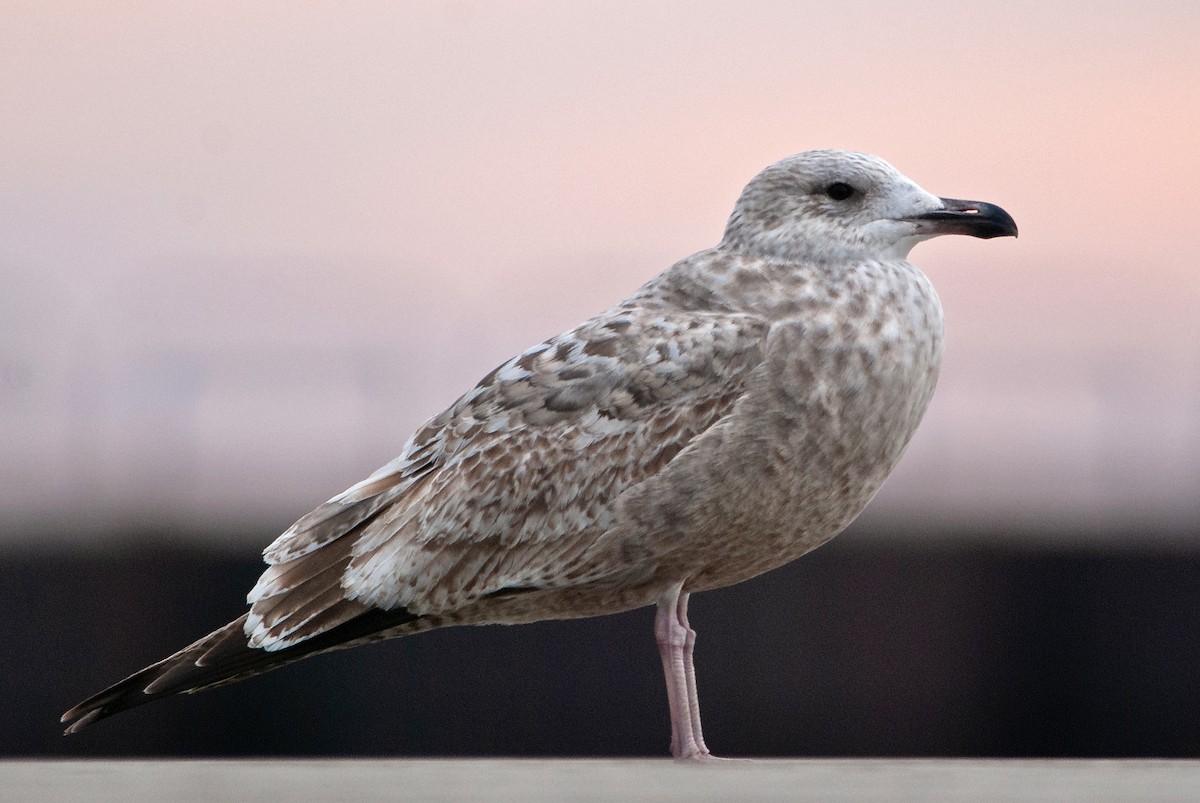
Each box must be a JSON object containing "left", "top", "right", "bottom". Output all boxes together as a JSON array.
[{"left": 6, "top": 759, "right": 1200, "bottom": 802}]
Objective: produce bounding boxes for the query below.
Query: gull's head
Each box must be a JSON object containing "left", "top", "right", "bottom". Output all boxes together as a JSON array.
[{"left": 720, "top": 150, "right": 1017, "bottom": 263}]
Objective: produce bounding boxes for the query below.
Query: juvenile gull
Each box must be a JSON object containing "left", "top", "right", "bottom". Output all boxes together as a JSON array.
[{"left": 62, "top": 150, "right": 1016, "bottom": 759}]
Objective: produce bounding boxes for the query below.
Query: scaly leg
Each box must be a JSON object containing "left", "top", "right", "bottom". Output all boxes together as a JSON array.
[{"left": 655, "top": 583, "right": 711, "bottom": 759}]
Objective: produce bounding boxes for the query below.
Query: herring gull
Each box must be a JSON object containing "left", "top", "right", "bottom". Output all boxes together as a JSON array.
[{"left": 62, "top": 150, "right": 1017, "bottom": 759}]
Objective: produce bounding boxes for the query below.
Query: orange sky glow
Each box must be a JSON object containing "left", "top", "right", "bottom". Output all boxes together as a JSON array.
[{"left": 2, "top": 1, "right": 1198, "bottom": 543}]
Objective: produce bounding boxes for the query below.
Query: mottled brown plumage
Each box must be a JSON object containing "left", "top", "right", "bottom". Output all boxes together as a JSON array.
[{"left": 62, "top": 150, "right": 1016, "bottom": 758}]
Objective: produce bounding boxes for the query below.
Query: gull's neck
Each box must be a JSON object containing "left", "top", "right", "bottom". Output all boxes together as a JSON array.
[{"left": 623, "top": 247, "right": 924, "bottom": 322}]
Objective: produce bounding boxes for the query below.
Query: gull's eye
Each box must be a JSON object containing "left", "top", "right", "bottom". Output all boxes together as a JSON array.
[{"left": 825, "top": 182, "right": 855, "bottom": 201}]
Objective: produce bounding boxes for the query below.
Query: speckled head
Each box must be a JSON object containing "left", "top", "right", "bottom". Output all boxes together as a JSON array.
[{"left": 721, "top": 150, "right": 1017, "bottom": 263}]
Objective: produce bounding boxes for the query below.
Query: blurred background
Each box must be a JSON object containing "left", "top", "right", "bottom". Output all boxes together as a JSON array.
[{"left": 3, "top": 1, "right": 1198, "bottom": 757}]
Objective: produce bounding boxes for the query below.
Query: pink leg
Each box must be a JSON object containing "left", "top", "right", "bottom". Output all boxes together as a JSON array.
[{"left": 655, "top": 583, "right": 712, "bottom": 760}]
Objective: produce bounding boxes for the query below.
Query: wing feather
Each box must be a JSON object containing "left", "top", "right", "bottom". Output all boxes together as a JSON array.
[{"left": 246, "top": 307, "right": 768, "bottom": 645}]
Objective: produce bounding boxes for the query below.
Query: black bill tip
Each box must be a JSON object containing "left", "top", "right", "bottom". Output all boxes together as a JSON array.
[{"left": 907, "top": 197, "right": 1018, "bottom": 239}]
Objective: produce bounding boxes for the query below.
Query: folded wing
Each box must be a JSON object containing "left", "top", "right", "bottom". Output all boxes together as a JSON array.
[
  {"left": 62, "top": 305, "right": 768, "bottom": 732},
  {"left": 246, "top": 307, "right": 768, "bottom": 649}
]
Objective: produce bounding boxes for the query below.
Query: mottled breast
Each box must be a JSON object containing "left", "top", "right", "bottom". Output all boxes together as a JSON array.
[{"left": 609, "top": 258, "right": 944, "bottom": 592}]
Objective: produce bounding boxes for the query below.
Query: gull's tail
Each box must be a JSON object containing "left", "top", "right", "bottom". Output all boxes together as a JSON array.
[{"left": 61, "top": 606, "right": 422, "bottom": 734}]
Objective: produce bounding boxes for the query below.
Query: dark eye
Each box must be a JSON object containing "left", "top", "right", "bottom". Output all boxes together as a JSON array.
[{"left": 825, "top": 182, "right": 855, "bottom": 201}]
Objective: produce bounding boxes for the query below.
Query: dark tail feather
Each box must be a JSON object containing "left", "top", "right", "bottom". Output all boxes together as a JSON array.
[{"left": 61, "top": 605, "right": 422, "bottom": 734}]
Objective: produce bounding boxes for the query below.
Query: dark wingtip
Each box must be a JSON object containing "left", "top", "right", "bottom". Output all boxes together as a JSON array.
[
  {"left": 62, "top": 706, "right": 107, "bottom": 735},
  {"left": 59, "top": 606, "right": 422, "bottom": 735},
  {"left": 58, "top": 615, "right": 255, "bottom": 735}
]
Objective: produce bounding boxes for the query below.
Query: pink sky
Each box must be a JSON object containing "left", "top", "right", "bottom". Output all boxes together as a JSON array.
[{"left": 2, "top": 2, "right": 1198, "bottom": 543}]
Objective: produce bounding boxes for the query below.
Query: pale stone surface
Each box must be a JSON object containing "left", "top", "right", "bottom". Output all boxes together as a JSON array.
[{"left": 6, "top": 759, "right": 1199, "bottom": 803}]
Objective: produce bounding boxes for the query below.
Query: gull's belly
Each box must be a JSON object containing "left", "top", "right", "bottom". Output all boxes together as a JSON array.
[{"left": 620, "top": 265, "right": 945, "bottom": 593}]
